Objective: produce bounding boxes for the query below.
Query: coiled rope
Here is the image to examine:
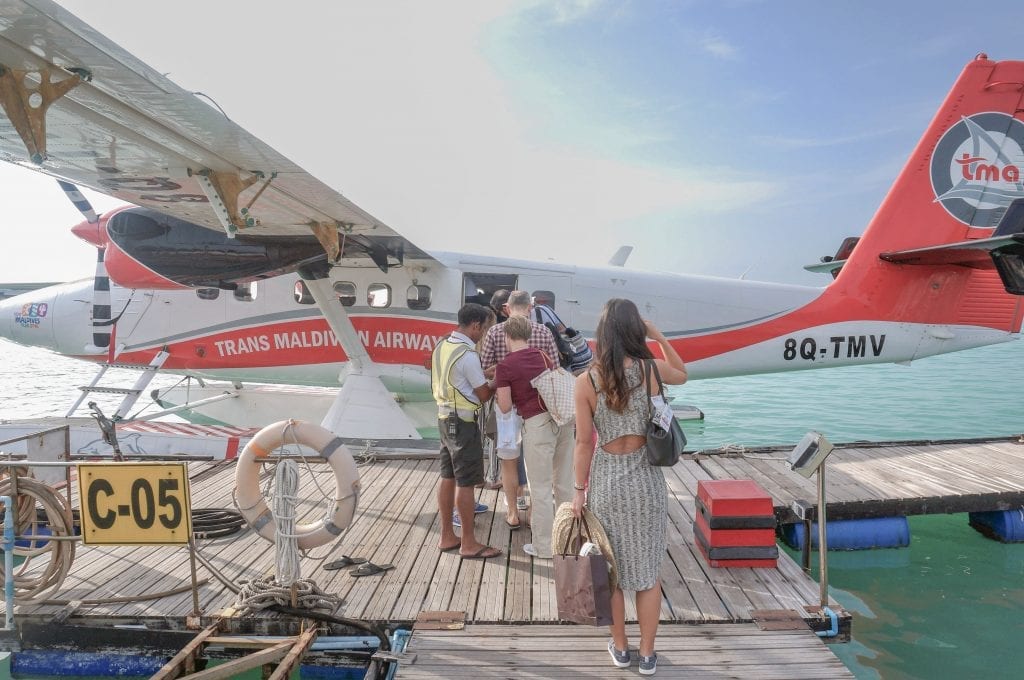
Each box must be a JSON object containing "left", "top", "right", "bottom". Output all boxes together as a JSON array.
[
  {"left": 273, "top": 459, "right": 301, "bottom": 585},
  {"left": 0, "top": 474, "right": 76, "bottom": 601},
  {"left": 701, "top": 442, "right": 790, "bottom": 461},
  {"left": 233, "top": 433, "right": 343, "bottom": 617},
  {"left": 234, "top": 576, "right": 341, "bottom": 617}
]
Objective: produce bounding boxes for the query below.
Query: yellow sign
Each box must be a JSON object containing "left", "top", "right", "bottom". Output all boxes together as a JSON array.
[{"left": 77, "top": 463, "right": 192, "bottom": 545}]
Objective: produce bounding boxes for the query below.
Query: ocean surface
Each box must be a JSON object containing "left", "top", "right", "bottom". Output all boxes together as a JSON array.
[{"left": 2, "top": 338, "right": 1024, "bottom": 678}]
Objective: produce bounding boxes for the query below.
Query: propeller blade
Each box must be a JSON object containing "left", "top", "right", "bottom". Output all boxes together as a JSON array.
[
  {"left": 88, "top": 247, "right": 112, "bottom": 351},
  {"left": 57, "top": 179, "right": 99, "bottom": 224}
]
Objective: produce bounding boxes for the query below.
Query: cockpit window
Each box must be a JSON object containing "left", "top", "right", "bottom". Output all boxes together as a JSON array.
[
  {"left": 233, "top": 282, "right": 257, "bottom": 302},
  {"left": 294, "top": 280, "right": 315, "bottom": 304}
]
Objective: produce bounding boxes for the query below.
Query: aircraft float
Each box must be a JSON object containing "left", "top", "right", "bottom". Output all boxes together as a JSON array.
[{"left": 1, "top": 1, "right": 1023, "bottom": 439}]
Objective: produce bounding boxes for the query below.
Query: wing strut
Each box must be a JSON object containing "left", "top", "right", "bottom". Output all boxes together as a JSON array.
[
  {"left": 193, "top": 169, "right": 260, "bottom": 235},
  {"left": 0, "top": 65, "right": 89, "bottom": 164},
  {"left": 298, "top": 263, "right": 420, "bottom": 439}
]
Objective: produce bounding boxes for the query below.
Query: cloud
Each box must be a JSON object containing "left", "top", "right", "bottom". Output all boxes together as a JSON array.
[
  {"left": 700, "top": 33, "right": 740, "bottom": 60},
  {"left": 2, "top": 0, "right": 778, "bottom": 282},
  {"left": 752, "top": 126, "right": 903, "bottom": 150},
  {"left": 547, "top": 0, "right": 605, "bottom": 24}
]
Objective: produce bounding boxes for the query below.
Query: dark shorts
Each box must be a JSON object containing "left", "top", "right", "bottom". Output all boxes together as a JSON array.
[{"left": 438, "top": 417, "right": 484, "bottom": 487}]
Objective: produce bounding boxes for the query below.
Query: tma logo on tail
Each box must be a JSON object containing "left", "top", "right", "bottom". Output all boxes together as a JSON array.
[{"left": 932, "top": 112, "right": 1024, "bottom": 227}]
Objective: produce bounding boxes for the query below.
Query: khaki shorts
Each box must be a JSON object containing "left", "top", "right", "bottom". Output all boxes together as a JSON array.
[{"left": 438, "top": 417, "right": 484, "bottom": 487}]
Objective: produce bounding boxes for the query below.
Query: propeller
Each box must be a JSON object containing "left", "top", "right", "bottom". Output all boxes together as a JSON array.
[
  {"left": 57, "top": 180, "right": 98, "bottom": 224},
  {"left": 58, "top": 180, "right": 111, "bottom": 351}
]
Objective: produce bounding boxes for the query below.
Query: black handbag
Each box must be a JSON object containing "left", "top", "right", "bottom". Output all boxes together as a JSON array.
[{"left": 644, "top": 360, "right": 686, "bottom": 466}]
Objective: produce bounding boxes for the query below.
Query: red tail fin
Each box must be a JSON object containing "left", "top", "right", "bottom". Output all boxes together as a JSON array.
[{"left": 833, "top": 55, "right": 1024, "bottom": 333}]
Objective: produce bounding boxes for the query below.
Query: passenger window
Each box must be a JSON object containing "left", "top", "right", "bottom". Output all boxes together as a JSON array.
[
  {"left": 368, "top": 283, "right": 392, "bottom": 308},
  {"left": 234, "top": 282, "right": 257, "bottom": 302},
  {"left": 532, "top": 290, "right": 556, "bottom": 309},
  {"left": 294, "top": 280, "right": 315, "bottom": 305},
  {"left": 333, "top": 281, "right": 356, "bottom": 307},
  {"left": 196, "top": 288, "right": 220, "bottom": 301},
  {"left": 406, "top": 284, "right": 431, "bottom": 310}
]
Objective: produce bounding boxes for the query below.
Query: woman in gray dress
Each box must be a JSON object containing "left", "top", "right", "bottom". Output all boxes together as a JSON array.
[{"left": 571, "top": 298, "right": 687, "bottom": 676}]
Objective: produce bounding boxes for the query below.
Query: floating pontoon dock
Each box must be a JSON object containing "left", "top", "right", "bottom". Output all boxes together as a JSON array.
[{"left": 4, "top": 433, "right": 1023, "bottom": 676}]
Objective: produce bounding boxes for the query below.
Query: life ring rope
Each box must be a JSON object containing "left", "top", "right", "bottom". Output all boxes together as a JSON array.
[{"left": 234, "top": 419, "right": 360, "bottom": 550}]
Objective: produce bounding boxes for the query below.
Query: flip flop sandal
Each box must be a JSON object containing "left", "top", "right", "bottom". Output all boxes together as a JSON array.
[
  {"left": 460, "top": 545, "right": 502, "bottom": 560},
  {"left": 324, "top": 555, "right": 367, "bottom": 570},
  {"left": 439, "top": 542, "right": 461, "bottom": 553},
  {"left": 506, "top": 517, "right": 521, "bottom": 530},
  {"left": 351, "top": 562, "right": 396, "bottom": 577}
]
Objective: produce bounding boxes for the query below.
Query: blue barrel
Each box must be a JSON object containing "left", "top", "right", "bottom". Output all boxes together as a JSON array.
[
  {"left": 12, "top": 650, "right": 166, "bottom": 676},
  {"left": 11, "top": 650, "right": 369, "bottom": 677},
  {"left": 969, "top": 510, "right": 1024, "bottom": 542},
  {"left": 780, "top": 516, "right": 910, "bottom": 550},
  {"left": 15, "top": 524, "right": 51, "bottom": 549}
]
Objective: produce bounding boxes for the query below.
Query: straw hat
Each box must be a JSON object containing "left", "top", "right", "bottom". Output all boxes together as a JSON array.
[{"left": 553, "top": 502, "right": 619, "bottom": 590}]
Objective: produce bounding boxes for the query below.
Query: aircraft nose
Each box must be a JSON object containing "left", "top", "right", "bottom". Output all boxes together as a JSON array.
[
  {"left": 0, "top": 295, "right": 13, "bottom": 343},
  {"left": 71, "top": 216, "right": 105, "bottom": 246},
  {"left": 0, "top": 289, "right": 58, "bottom": 351}
]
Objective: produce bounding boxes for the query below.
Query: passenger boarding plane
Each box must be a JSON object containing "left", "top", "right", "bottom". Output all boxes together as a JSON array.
[{"left": 0, "top": 1, "right": 1023, "bottom": 438}]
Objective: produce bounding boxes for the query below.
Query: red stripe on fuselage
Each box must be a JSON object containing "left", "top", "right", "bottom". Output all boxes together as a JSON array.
[
  {"left": 671, "top": 267, "right": 1021, "bottom": 362},
  {"left": 112, "top": 316, "right": 455, "bottom": 369}
]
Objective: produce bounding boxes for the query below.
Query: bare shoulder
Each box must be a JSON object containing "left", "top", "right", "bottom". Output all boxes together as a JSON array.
[{"left": 575, "top": 369, "right": 597, "bottom": 393}]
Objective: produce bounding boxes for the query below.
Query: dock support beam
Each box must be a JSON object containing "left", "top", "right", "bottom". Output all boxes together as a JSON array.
[{"left": 151, "top": 620, "right": 318, "bottom": 680}]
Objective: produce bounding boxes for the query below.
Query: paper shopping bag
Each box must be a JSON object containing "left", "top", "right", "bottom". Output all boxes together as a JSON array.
[{"left": 554, "top": 517, "right": 612, "bottom": 626}]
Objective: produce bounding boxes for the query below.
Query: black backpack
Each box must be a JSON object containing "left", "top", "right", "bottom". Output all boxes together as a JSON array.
[{"left": 535, "top": 306, "right": 592, "bottom": 373}]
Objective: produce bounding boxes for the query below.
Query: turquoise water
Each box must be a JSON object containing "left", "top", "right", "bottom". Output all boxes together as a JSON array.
[{"left": 673, "top": 340, "right": 1024, "bottom": 680}]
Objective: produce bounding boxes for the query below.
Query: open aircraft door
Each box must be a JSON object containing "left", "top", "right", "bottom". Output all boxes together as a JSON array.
[{"left": 518, "top": 271, "right": 575, "bottom": 326}]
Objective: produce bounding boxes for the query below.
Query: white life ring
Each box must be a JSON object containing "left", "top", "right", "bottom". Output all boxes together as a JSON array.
[{"left": 234, "top": 419, "right": 360, "bottom": 550}]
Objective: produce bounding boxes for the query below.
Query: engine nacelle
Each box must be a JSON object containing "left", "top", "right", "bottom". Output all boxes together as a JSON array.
[{"left": 98, "top": 207, "right": 326, "bottom": 290}]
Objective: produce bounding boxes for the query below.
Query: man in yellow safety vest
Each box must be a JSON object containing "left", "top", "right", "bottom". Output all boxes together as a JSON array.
[{"left": 431, "top": 303, "right": 502, "bottom": 560}]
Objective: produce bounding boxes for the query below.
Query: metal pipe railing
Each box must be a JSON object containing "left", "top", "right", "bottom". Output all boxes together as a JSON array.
[{"left": 1, "top": 494, "right": 15, "bottom": 630}]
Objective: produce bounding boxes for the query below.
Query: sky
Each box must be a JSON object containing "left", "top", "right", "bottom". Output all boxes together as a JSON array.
[{"left": 2, "top": 0, "right": 1024, "bottom": 284}]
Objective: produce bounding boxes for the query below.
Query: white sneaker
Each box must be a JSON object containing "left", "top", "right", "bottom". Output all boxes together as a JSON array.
[{"left": 523, "top": 543, "right": 551, "bottom": 559}]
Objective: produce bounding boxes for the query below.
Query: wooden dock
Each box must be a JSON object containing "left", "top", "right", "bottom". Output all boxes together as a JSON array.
[
  {"left": 691, "top": 436, "right": 1024, "bottom": 522},
  {"left": 395, "top": 624, "right": 854, "bottom": 679},
  {"left": 10, "top": 435, "right": 1020, "bottom": 675},
  {"left": 8, "top": 455, "right": 842, "bottom": 631}
]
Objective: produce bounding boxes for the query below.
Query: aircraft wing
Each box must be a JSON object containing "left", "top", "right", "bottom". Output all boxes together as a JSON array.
[{"left": 0, "top": 0, "right": 435, "bottom": 267}]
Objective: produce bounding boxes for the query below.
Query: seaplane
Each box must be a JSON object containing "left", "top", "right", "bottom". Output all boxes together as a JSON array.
[{"left": 1, "top": 1, "right": 1023, "bottom": 447}]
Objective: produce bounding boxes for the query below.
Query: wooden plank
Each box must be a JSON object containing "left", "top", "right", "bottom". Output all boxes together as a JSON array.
[
  {"left": 184, "top": 640, "right": 292, "bottom": 680},
  {"left": 529, "top": 553, "right": 557, "bottom": 622},
  {"left": 473, "top": 492, "right": 513, "bottom": 623},
  {"left": 446, "top": 488, "right": 498, "bottom": 619},
  {"left": 343, "top": 461, "right": 436, "bottom": 617},
  {"left": 665, "top": 495, "right": 753, "bottom": 620},
  {"left": 399, "top": 623, "right": 853, "bottom": 679},
  {"left": 151, "top": 620, "right": 223, "bottom": 679},
  {"left": 362, "top": 462, "right": 448, "bottom": 621},
  {"left": 502, "top": 496, "right": 531, "bottom": 622}
]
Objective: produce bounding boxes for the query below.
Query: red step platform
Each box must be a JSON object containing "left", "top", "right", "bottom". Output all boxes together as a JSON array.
[
  {"left": 694, "top": 512, "right": 775, "bottom": 547},
  {"left": 695, "top": 479, "right": 778, "bottom": 568}
]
